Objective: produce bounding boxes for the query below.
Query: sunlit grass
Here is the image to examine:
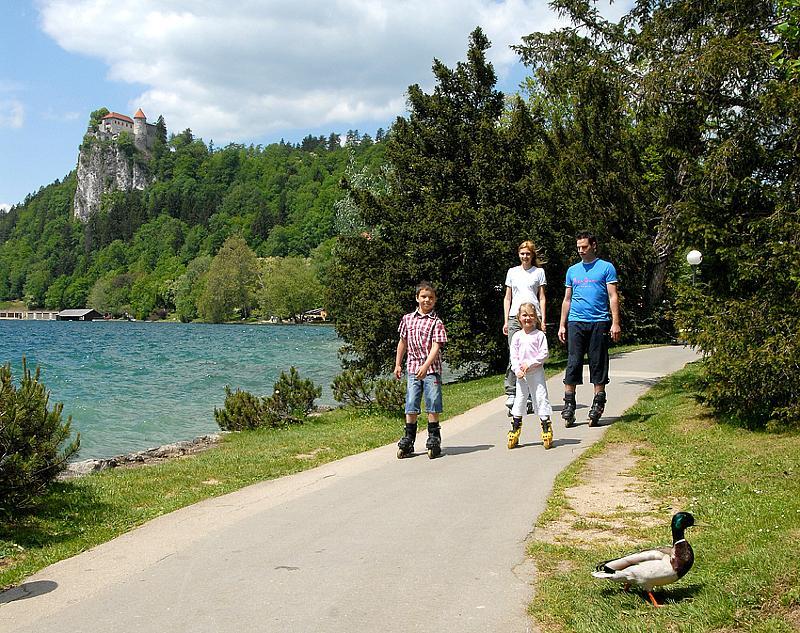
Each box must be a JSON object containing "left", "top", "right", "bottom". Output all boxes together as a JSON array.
[{"left": 528, "top": 362, "right": 800, "bottom": 632}]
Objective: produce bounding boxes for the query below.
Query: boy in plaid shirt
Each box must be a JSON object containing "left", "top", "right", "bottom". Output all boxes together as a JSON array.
[{"left": 394, "top": 281, "right": 448, "bottom": 458}]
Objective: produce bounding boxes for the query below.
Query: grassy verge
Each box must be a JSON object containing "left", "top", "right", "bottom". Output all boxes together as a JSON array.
[
  {"left": 0, "top": 342, "right": 659, "bottom": 590},
  {"left": 528, "top": 362, "right": 800, "bottom": 632}
]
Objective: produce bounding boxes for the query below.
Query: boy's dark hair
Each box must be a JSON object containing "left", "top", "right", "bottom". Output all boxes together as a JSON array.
[
  {"left": 575, "top": 230, "right": 597, "bottom": 247},
  {"left": 415, "top": 280, "right": 436, "bottom": 296}
]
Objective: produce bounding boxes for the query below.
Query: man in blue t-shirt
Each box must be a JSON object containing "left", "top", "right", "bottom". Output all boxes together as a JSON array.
[{"left": 558, "top": 231, "right": 621, "bottom": 427}]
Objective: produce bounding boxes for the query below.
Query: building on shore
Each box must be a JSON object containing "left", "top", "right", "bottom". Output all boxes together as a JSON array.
[
  {"left": 0, "top": 310, "right": 59, "bottom": 320},
  {"left": 57, "top": 309, "right": 104, "bottom": 321}
]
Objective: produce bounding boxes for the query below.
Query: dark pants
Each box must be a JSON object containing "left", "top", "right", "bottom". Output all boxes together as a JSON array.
[
  {"left": 504, "top": 316, "right": 522, "bottom": 397},
  {"left": 564, "top": 321, "right": 610, "bottom": 386}
]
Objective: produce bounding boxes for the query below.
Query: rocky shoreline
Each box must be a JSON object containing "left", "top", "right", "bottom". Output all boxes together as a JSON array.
[{"left": 60, "top": 433, "right": 224, "bottom": 479}]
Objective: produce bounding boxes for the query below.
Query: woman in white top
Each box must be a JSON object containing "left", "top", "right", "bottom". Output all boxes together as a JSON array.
[{"left": 502, "top": 240, "right": 547, "bottom": 408}]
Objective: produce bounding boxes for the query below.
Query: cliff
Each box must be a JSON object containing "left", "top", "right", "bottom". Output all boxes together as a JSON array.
[{"left": 73, "top": 137, "right": 152, "bottom": 222}]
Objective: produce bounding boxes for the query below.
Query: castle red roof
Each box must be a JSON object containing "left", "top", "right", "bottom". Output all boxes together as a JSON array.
[
  {"left": 102, "top": 112, "right": 134, "bottom": 124},
  {"left": 134, "top": 108, "right": 146, "bottom": 119}
]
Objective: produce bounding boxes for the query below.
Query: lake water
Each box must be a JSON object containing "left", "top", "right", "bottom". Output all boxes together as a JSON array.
[{"left": 0, "top": 320, "right": 342, "bottom": 459}]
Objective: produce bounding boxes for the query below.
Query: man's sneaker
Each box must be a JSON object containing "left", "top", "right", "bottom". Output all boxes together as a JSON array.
[{"left": 505, "top": 395, "right": 515, "bottom": 409}]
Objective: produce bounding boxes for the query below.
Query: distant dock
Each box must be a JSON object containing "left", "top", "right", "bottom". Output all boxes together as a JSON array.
[{"left": 0, "top": 310, "right": 59, "bottom": 320}]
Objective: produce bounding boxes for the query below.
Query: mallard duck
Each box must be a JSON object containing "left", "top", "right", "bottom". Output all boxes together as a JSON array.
[{"left": 591, "top": 511, "right": 695, "bottom": 607}]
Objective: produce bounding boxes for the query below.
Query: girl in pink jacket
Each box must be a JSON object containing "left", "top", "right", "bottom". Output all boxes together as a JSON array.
[{"left": 508, "top": 303, "right": 554, "bottom": 449}]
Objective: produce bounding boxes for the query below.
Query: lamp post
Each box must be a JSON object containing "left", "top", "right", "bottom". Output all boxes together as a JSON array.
[{"left": 686, "top": 249, "right": 702, "bottom": 285}]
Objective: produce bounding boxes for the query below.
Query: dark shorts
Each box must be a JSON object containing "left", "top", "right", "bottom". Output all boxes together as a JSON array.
[{"left": 563, "top": 321, "right": 610, "bottom": 386}]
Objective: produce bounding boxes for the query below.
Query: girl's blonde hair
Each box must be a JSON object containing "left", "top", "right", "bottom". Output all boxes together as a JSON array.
[
  {"left": 517, "top": 302, "right": 541, "bottom": 328},
  {"left": 518, "top": 240, "right": 545, "bottom": 267}
]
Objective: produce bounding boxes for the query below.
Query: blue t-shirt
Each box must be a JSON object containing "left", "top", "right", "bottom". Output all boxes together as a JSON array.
[{"left": 565, "top": 259, "right": 618, "bottom": 322}]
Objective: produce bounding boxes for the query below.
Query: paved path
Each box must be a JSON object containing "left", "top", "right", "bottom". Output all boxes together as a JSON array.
[{"left": 0, "top": 346, "right": 699, "bottom": 633}]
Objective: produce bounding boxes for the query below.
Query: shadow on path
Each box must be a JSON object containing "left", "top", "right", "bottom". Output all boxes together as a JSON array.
[
  {"left": 442, "top": 444, "right": 494, "bottom": 456},
  {"left": 0, "top": 580, "right": 58, "bottom": 604}
]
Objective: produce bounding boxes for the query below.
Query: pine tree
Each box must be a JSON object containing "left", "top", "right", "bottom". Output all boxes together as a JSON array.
[{"left": 328, "top": 28, "right": 535, "bottom": 375}]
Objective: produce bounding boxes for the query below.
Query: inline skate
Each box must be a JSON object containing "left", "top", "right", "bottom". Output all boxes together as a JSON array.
[
  {"left": 540, "top": 418, "right": 553, "bottom": 449},
  {"left": 426, "top": 422, "right": 442, "bottom": 459},
  {"left": 588, "top": 392, "right": 606, "bottom": 427},
  {"left": 396, "top": 423, "right": 416, "bottom": 459},
  {"left": 561, "top": 392, "right": 576, "bottom": 428},
  {"left": 507, "top": 417, "right": 523, "bottom": 449}
]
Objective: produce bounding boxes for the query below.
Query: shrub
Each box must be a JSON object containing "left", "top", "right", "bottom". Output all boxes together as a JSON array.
[
  {"left": 0, "top": 359, "right": 80, "bottom": 516},
  {"left": 374, "top": 377, "right": 406, "bottom": 413},
  {"left": 331, "top": 369, "right": 374, "bottom": 407},
  {"left": 215, "top": 367, "right": 322, "bottom": 431},
  {"left": 263, "top": 367, "right": 322, "bottom": 426},
  {"left": 214, "top": 386, "right": 265, "bottom": 431}
]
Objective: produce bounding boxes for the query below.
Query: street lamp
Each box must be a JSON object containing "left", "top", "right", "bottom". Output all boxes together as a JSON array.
[{"left": 686, "top": 249, "right": 702, "bottom": 285}]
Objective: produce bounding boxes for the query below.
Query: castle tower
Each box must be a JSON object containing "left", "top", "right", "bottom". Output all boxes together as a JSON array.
[{"left": 133, "top": 108, "right": 147, "bottom": 150}]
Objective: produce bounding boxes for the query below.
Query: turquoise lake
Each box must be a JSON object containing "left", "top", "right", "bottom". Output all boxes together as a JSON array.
[{"left": 0, "top": 320, "right": 342, "bottom": 460}]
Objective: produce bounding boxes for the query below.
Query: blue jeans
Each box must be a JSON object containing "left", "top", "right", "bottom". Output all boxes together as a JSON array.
[{"left": 405, "top": 373, "right": 443, "bottom": 414}]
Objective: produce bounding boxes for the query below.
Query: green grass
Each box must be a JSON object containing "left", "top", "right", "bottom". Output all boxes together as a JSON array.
[{"left": 528, "top": 362, "right": 800, "bottom": 632}]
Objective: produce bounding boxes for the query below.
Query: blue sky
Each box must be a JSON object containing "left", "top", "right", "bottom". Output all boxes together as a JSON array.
[{"left": 0, "top": 1, "right": 631, "bottom": 211}]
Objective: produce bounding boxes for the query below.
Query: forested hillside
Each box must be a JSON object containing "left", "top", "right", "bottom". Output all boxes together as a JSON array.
[{"left": 0, "top": 128, "right": 385, "bottom": 321}]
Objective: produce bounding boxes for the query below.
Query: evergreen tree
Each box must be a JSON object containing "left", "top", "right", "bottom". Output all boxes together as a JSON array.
[{"left": 328, "top": 28, "right": 534, "bottom": 375}]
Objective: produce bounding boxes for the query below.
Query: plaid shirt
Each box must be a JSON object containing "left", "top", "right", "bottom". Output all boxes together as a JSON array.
[{"left": 398, "top": 309, "right": 448, "bottom": 375}]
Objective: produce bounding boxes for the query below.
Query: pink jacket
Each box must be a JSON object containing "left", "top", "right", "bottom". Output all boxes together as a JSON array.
[{"left": 510, "top": 329, "right": 549, "bottom": 373}]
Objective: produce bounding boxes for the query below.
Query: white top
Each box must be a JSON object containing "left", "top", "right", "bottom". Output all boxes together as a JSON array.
[{"left": 505, "top": 265, "right": 547, "bottom": 317}]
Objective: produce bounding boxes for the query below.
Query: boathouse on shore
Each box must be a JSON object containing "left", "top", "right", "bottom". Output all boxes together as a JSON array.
[{"left": 58, "top": 309, "right": 103, "bottom": 321}]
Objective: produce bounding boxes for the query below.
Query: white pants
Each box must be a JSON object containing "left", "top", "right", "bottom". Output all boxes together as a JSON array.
[{"left": 512, "top": 365, "right": 552, "bottom": 419}]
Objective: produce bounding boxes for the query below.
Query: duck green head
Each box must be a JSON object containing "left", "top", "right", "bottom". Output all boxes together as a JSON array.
[{"left": 672, "top": 511, "right": 695, "bottom": 531}]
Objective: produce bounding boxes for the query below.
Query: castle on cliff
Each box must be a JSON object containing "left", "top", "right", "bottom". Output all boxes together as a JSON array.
[
  {"left": 73, "top": 108, "right": 164, "bottom": 221},
  {"left": 94, "top": 108, "right": 158, "bottom": 152}
]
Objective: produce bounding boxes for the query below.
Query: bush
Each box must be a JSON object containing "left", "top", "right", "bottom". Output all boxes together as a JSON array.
[
  {"left": 214, "top": 386, "right": 265, "bottom": 431},
  {"left": 331, "top": 369, "right": 374, "bottom": 407},
  {"left": 0, "top": 359, "right": 80, "bottom": 516},
  {"left": 215, "top": 367, "right": 322, "bottom": 431},
  {"left": 374, "top": 377, "right": 406, "bottom": 413},
  {"left": 263, "top": 367, "right": 322, "bottom": 426},
  {"left": 677, "top": 289, "right": 800, "bottom": 431}
]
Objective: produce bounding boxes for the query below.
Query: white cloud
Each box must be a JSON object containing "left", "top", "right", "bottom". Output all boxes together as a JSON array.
[
  {"left": 0, "top": 203, "right": 11, "bottom": 214},
  {"left": 37, "top": 0, "right": 629, "bottom": 142},
  {"left": 0, "top": 99, "right": 25, "bottom": 129}
]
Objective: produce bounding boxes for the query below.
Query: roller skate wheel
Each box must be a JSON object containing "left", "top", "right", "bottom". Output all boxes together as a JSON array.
[
  {"left": 427, "top": 447, "right": 441, "bottom": 459},
  {"left": 507, "top": 428, "right": 521, "bottom": 449},
  {"left": 397, "top": 448, "right": 411, "bottom": 459}
]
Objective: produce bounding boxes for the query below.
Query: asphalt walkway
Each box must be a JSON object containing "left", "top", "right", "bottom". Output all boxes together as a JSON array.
[{"left": 0, "top": 345, "right": 700, "bottom": 633}]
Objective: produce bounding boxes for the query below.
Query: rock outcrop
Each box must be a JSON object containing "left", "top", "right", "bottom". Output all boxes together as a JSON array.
[
  {"left": 60, "top": 433, "right": 223, "bottom": 479},
  {"left": 73, "top": 138, "right": 152, "bottom": 221}
]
